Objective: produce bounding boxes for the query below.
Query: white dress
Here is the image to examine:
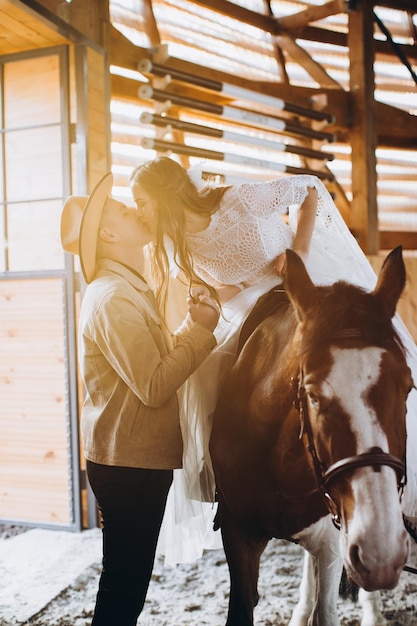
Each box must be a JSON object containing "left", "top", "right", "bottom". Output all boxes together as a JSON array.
[{"left": 156, "top": 174, "right": 417, "bottom": 566}]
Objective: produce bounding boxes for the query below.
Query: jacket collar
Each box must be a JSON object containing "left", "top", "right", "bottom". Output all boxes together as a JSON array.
[
  {"left": 95, "top": 259, "right": 163, "bottom": 325},
  {"left": 96, "top": 258, "right": 151, "bottom": 293}
]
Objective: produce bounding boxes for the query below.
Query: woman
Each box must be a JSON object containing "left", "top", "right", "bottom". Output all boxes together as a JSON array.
[{"left": 130, "top": 156, "right": 417, "bottom": 564}]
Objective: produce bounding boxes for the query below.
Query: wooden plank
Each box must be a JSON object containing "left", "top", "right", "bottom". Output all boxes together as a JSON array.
[
  {"left": 374, "top": 0, "right": 417, "bottom": 13},
  {"left": 379, "top": 231, "right": 417, "bottom": 250},
  {"left": 110, "top": 26, "right": 347, "bottom": 122},
  {"left": 265, "top": 22, "right": 417, "bottom": 65},
  {"left": 8, "top": 0, "right": 105, "bottom": 47},
  {"left": 0, "top": 9, "right": 51, "bottom": 51},
  {"left": 0, "top": 486, "right": 70, "bottom": 523},
  {"left": 142, "top": 0, "right": 160, "bottom": 48},
  {"left": 276, "top": 0, "right": 347, "bottom": 32},
  {"left": 0, "top": 0, "right": 67, "bottom": 53},
  {"left": 348, "top": 1, "right": 379, "bottom": 253},
  {"left": 0, "top": 278, "right": 71, "bottom": 525},
  {"left": 0, "top": 450, "right": 69, "bottom": 467},
  {"left": 80, "top": 46, "right": 110, "bottom": 189},
  {"left": 189, "top": 1, "right": 417, "bottom": 64},
  {"left": 0, "top": 424, "right": 67, "bottom": 438},
  {"left": 191, "top": 0, "right": 279, "bottom": 34},
  {"left": 314, "top": 90, "right": 417, "bottom": 149},
  {"left": 274, "top": 32, "right": 342, "bottom": 89},
  {"left": 4, "top": 54, "right": 60, "bottom": 125},
  {"left": 109, "top": 23, "right": 145, "bottom": 69},
  {"left": 376, "top": 101, "right": 417, "bottom": 148}
]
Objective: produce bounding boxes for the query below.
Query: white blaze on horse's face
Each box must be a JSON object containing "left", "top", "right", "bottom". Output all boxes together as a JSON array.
[
  {"left": 317, "top": 345, "right": 409, "bottom": 591},
  {"left": 327, "top": 346, "right": 386, "bottom": 450}
]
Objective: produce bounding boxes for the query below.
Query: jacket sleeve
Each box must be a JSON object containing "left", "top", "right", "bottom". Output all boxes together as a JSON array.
[{"left": 90, "top": 291, "right": 217, "bottom": 408}]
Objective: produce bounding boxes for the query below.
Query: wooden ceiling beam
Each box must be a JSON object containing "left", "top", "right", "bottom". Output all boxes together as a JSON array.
[
  {"left": 293, "top": 25, "right": 417, "bottom": 61},
  {"left": 109, "top": 27, "right": 416, "bottom": 151},
  {"left": 263, "top": 0, "right": 289, "bottom": 84},
  {"left": 376, "top": 102, "right": 417, "bottom": 148},
  {"left": 348, "top": 0, "right": 378, "bottom": 254},
  {"left": 192, "top": 1, "right": 417, "bottom": 63},
  {"left": 373, "top": 0, "right": 417, "bottom": 13},
  {"left": 109, "top": 23, "right": 144, "bottom": 68},
  {"left": 275, "top": 0, "right": 347, "bottom": 32},
  {"left": 274, "top": 32, "right": 343, "bottom": 89},
  {"left": 191, "top": 0, "right": 279, "bottom": 34},
  {"left": 110, "top": 25, "right": 343, "bottom": 110},
  {"left": 324, "top": 98, "right": 417, "bottom": 148},
  {"left": 139, "top": 0, "right": 417, "bottom": 33},
  {"left": 142, "top": 0, "right": 160, "bottom": 48},
  {"left": 14, "top": 0, "right": 106, "bottom": 47}
]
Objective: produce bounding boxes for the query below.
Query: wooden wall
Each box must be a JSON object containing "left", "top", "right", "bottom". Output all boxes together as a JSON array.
[
  {"left": 20, "top": 0, "right": 109, "bottom": 46},
  {"left": 85, "top": 46, "right": 111, "bottom": 188},
  {"left": 0, "top": 1, "right": 110, "bottom": 528},
  {"left": 0, "top": 278, "right": 71, "bottom": 524}
]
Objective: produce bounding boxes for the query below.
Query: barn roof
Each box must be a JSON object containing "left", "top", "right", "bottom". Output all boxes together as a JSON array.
[
  {"left": 1, "top": 0, "right": 416, "bottom": 250},
  {"left": 108, "top": 0, "right": 417, "bottom": 251}
]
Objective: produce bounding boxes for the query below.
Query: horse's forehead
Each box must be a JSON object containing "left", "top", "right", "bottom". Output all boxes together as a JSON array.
[
  {"left": 327, "top": 346, "right": 386, "bottom": 448},
  {"left": 327, "top": 345, "right": 383, "bottom": 387}
]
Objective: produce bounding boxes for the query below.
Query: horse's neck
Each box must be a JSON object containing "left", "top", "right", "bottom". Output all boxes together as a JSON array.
[{"left": 237, "top": 287, "right": 290, "bottom": 355}]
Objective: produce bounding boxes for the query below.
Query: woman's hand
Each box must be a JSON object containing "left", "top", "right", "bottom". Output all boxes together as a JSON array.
[
  {"left": 274, "top": 252, "right": 287, "bottom": 276},
  {"left": 274, "top": 249, "right": 309, "bottom": 276}
]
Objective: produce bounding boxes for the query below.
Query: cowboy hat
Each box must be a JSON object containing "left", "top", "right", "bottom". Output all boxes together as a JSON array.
[{"left": 61, "top": 173, "right": 113, "bottom": 283}]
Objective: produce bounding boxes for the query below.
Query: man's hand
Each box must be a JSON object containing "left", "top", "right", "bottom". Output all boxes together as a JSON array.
[{"left": 187, "top": 286, "right": 220, "bottom": 332}]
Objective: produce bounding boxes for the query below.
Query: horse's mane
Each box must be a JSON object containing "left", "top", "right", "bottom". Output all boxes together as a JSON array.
[{"left": 237, "top": 286, "right": 291, "bottom": 355}]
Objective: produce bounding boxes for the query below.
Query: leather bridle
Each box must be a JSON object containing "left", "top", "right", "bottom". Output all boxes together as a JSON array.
[{"left": 295, "top": 333, "right": 407, "bottom": 530}]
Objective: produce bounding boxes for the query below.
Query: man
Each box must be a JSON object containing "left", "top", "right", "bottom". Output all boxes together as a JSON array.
[{"left": 60, "top": 173, "right": 219, "bottom": 626}]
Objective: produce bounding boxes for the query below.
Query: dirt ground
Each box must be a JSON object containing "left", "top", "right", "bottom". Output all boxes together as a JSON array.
[{"left": 2, "top": 524, "right": 416, "bottom": 626}]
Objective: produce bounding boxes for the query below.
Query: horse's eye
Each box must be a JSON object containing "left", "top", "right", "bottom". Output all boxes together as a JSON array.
[{"left": 307, "top": 392, "right": 320, "bottom": 410}]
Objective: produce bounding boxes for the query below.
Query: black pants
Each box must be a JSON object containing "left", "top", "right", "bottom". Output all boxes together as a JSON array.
[{"left": 86, "top": 461, "right": 173, "bottom": 626}]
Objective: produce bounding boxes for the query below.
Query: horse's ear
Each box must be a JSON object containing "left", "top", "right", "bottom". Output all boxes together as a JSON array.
[
  {"left": 284, "top": 249, "right": 317, "bottom": 320},
  {"left": 372, "top": 246, "right": 405, "bottom": 319}
]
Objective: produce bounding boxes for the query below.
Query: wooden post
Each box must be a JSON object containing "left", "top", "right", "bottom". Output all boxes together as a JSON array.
[{"left": 348, "top": 0, "right": 379, "bottom": 253}]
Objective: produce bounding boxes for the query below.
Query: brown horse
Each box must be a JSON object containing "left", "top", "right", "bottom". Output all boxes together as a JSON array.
[{"left": 210, "top": 246, "right": 411, "bottom": 626}]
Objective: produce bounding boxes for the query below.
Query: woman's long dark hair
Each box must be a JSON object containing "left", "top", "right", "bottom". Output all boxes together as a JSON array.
[{"left": 130, "top": 156, "right": 229, "bottom": 314}]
